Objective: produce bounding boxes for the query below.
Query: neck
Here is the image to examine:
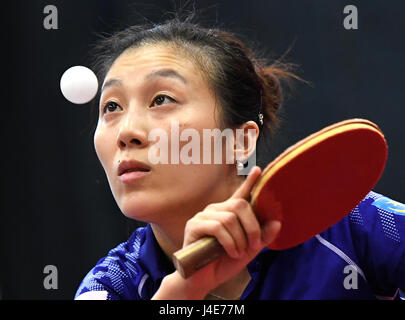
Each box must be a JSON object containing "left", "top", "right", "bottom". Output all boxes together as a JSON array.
[
  {"left": 150, "top": 171, "right": 244, "bottom": 259},
  {"left": 151, "top": 221, "right": 185, "bottom": 260}
]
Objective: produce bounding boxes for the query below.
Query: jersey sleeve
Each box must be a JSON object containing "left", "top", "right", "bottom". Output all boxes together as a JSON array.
[
  {"left": 351, "top": 192, "right": 405, "bottom": 298},
  {"left": 74, "top": 230, "right": 145, "bottom": 300}
]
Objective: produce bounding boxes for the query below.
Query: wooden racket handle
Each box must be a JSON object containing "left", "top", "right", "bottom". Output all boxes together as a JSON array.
[{"left": 172, "top": 236, "right": 224, "bottom": 278}]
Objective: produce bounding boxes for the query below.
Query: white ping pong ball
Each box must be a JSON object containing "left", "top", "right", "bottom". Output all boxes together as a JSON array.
[{"left": 60, "top": 66, "right": 98, "bottom": 104}]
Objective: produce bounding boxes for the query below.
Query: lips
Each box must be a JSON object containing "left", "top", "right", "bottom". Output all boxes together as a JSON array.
[{"left": 117, "top": 159, "right": 151, "bottom": 177}]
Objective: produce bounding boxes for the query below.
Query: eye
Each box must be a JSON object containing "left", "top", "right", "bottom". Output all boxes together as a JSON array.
[
  {"left": 102, "top": 101, "right": 122, "bottom": 114},
  {"left": 151, "top": 94, "right": 176, "bottom": 107}
]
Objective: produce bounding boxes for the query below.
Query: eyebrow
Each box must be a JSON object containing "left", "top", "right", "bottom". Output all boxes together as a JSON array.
[
  {"left": 144, "top": 68, "right": 188, "bottom": 85},
  {"left": 101, "top": 78, "right": 123, "bottom": 93},
  {"left": 101, "top": 68, "right": 188, "bottom": 93}
]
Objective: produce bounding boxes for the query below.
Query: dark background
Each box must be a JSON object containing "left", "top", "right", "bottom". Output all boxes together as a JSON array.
[{"left": 1, "top": 0, "right": 404, "bottom": 299}]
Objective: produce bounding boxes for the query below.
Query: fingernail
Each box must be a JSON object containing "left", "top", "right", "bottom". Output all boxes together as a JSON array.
[{"left": 248, "top": 166, "right": 257, "bottom": 175}]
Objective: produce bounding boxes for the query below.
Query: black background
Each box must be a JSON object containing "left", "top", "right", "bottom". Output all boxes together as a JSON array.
[{"left": 1, "top": 0, "right": 404, "bottom": 299}]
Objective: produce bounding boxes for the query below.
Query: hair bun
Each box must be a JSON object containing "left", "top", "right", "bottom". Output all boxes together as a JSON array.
[
  {"left": 256, "top": 63, "right": 301, "bottom": 134},
  {"left": 261, "top": 66, "right": 283, "bottom": 112}
]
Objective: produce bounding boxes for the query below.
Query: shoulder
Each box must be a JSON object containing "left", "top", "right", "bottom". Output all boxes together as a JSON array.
[
  {"left": 349, "top": 191, "right": 405, "bottom": 241},
  {"left": 319, "top": 190, "right": 405, "bottom": 253},
  {"left": 74, "top": 227, "right": 148, "bottom": 300},
  {"left": 324, "top": 190, "right": 405, "bottom": 297}
]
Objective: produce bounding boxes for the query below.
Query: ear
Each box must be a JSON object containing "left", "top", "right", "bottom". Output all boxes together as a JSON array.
[{"left": 233, "top": 121, "right": 260, "bottom": 163}]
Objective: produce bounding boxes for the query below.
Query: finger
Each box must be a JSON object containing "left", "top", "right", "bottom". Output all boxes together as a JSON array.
[
  {"left": 184, "top": 218, "right": 240, "bottom": 259},
  {"left": 231, "top": 166, "right": 262, "bottom": 200},
  {"left": 231, "top": 200, "right": 262, "bottom": 250},
  {"left": 204, "top": 190, "right": 263, "bottom": 251},
  {"left": 237, "top": 221, "right": 282, "bottom": 263},
  {"left": 196, "top": 210, "right": 248, "bottom": 255}
]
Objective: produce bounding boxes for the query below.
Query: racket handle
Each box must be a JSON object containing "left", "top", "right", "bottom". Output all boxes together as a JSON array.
[{"left": 172, "top": 236, "right": 225, "bottom": 278}]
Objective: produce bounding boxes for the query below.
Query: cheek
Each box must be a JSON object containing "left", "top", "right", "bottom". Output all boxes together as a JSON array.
[{"left": 94, "top": 126, "right": 115, "bottom": 173}]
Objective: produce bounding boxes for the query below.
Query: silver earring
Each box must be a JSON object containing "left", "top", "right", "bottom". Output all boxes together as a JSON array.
[
  {"left": 236, "top": 161, "right": 244, "bottom": 170},
  {"left": 258, "top": 113, "right": 264, "bottom": 126}
]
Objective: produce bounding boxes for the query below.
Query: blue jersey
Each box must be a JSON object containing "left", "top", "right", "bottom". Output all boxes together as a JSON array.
[{"left": 74, "top": 191, "right": 405, "bottom": 300}]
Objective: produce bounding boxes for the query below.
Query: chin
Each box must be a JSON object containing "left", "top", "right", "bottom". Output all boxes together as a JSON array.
[
  {"left": 117, "top": 196, "right": 160, "bottom": 222},
  {"left": 120, "top": 202, "right": 156, "bottom": 222}
]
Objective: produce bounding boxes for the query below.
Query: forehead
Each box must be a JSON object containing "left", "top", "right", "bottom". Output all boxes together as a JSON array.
[{"left": 104, "top": 44, "right": 205, "bottom": 87}]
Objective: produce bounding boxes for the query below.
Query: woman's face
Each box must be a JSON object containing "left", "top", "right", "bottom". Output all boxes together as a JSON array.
[{"left": 94, "top": 44, "right": 237, "bottom": 224}]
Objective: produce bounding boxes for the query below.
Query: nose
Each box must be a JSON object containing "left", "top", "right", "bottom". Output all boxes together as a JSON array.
[{"left": 117, "top": 115, "right": 148, "bottom": 149}]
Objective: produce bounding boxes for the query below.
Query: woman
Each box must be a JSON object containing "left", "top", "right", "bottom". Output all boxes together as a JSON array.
[{"left": 74, "top": 16, "right": 405, "bottom": 300}]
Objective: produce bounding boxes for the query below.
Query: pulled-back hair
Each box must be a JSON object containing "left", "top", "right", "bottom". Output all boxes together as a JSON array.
[{"left": 90, "top": 10, "right": 302, "bottom": 167}]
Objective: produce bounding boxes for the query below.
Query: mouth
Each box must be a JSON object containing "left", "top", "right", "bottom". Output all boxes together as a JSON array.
[
  {"left": 119, "top": 167, "right": 150, "bottom": 175},
  {"left": 117, "top": 160, "right": 150, "bottom": 182}
]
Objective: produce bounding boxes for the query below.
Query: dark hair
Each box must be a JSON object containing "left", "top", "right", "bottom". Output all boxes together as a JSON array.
[{"left": 90, "top": 11, "right": 302, "bottom": 167}]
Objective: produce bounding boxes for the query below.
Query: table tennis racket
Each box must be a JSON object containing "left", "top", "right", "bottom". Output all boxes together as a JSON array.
[{"left": 172, "top": 118, "right": 388, "bottom": 278}]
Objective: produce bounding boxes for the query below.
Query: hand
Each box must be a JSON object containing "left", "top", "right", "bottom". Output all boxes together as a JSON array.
[{"left": 179, "top": 166, "right": 282, "bottom": 296}]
